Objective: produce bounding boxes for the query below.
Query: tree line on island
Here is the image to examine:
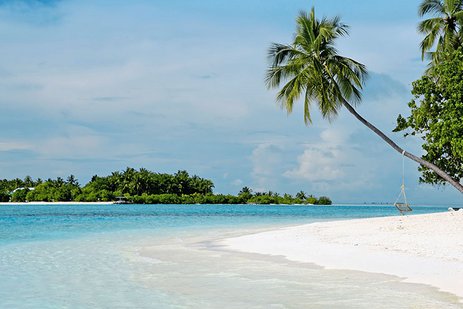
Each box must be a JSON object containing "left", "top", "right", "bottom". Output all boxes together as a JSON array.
[{"left": 0, "top": 167, "right": 332, "bottom": 205}]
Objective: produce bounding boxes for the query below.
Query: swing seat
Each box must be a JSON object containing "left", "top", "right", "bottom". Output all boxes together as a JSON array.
[
  {"left": 394, "top": 152, "right": 412, "bottom": 215},
  {"left": 394, "top": 202, "right": 412, "bottom": 213}
]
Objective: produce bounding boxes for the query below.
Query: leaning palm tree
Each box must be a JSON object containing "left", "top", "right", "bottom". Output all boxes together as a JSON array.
[
  {"left": 418, "top": 0, "right": 463, "bottom": 65},
  {"left": 266, "top": 8, "right": 463, "bottom": 193}
]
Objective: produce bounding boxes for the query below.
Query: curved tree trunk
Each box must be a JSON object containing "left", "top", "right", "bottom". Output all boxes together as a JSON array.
[{"left": 342, "top": 101, "right": 463, "bottom": 194}]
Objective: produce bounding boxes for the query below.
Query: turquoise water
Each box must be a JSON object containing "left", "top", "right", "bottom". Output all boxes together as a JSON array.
[
  {"left": 0, "top": 204, "right": 460, "bottom": 308},
  {"left": 0, "top": 204, "right": 449, "bottom": 245}
]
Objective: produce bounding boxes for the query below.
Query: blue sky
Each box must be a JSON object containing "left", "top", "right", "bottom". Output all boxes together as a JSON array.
[{"left": 0, "top": 0, "right": 460, "bottom": 204}]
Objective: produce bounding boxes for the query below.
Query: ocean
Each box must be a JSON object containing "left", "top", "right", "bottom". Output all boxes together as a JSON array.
[{"left": 0, "top": 204, "right": 460, "bottom": 308}]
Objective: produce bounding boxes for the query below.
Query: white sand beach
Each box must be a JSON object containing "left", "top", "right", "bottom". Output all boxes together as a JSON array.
[{"left": 222, "top": 211, "right": 463, "bottom": 301}]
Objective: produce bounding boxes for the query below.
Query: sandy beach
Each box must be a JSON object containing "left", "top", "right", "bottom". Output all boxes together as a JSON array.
[{"left": 222, "top": 211, "right": 463, "bottom": 301}]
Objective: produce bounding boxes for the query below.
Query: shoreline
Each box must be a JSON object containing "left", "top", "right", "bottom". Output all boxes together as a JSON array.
[
  {"left": 221, "top": 211, "right": 463, "bottom": 302},
  {"left": 0, "top": 201, "right": 114, "bottom": 206},
  {"left": 0, "top": 202, "right": 457, "bottom": 208}
]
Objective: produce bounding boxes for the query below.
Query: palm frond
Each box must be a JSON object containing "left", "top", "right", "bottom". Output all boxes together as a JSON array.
[
  {"left": 303, "top": 87, "right": 314, "bottom": 124},
  {"left": 267, "top": 43, "right": 299, "bottom": 67},
  {"left": 418, "top": 17, "right": 443, "bottom": 33},
  {"left": 420, "top": 29, "right": 440, "bottom": 59},
  {"left": 276, "top": 72, "right": 307, "bottom": 114},
  {"left": 455, "top": 9, "right": 463, "bottom": 20},
  {"left": 419, "top": 0, "right": 444, "bottom": 16},
  {"left": 330, "top": 15, "right": 349, "bottom": 37},
  {"left": 266, "top": 7, "right": 367, "bottom": 124},
  {"left": 445, "top": 0, "right": 463, "bottom": 14},
  {"left": 418, "top": 0, "right": 463, "bottom": 67}
]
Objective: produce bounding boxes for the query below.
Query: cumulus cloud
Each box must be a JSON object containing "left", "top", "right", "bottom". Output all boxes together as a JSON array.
[
  {"left": 284, "top": 147, "right": 345, "bottom": 182},
  {"left": 283, "top": 126, "right": 378, "bottom": 197},
  {"left": 284, "top": 127, "right": 351, "bottom": 183}
]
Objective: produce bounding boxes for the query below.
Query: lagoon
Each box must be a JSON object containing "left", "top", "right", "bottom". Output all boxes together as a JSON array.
[{"left": 0, "top": 204, "right": 460, "bottom": 308}]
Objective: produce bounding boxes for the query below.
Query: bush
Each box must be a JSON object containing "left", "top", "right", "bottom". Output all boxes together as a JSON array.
[
  {"left": 306, "top": 196, "right": 317, "bottom": 204},
  {"left": 248, "top": 195, "right": 277, "bottom": 204},
  {"left": 11, "top": 189, "right": 29, "bottom": 202},
  {"left": 316, "top": 196, "right": 332, "bottom": 205},
  {"left": 0, "top": 190, "right": 10, "bottom": 202}
]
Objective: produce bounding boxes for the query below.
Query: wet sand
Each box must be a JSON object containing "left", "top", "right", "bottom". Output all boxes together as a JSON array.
[{"left": 221, "top": 211, "right": 463, "bottom": 302}]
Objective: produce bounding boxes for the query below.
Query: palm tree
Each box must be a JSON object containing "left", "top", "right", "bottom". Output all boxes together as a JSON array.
[
  {"left": 418, "top": 0, "right": 463, "bottom": 64},
  {"left": 266, "top": 8, "right": 463, "bottom": 193},
  {"left": 295, "top": 191, "right": 306, "bottom": 200}
]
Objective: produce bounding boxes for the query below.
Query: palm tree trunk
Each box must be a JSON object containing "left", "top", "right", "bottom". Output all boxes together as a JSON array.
[{"left": 342, "top": 101, "right": 463, "bottom": 194}]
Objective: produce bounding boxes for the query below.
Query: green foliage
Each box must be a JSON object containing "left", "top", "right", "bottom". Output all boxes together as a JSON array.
[
  {"left": 0, "top": 190, "right": 10, "bottom": 202},
  {"left": 237, "top": 187, "right": 253, "bottom": 203},
  {"left": 417, "top": 0, "right": 463, "bottom": 66},
  {"left": 295, "top": 191, "right": 306, "bottom": 200},
  {"left": 248, "top": 194, "right": 278, "bottom": 204},
  {"left": 0, "top": 168, "right": 332, "bottom": 205},
  {"left": 120, "top": 193, "right": 243, "bottom": 205},
  {"left": 246, "top": 191, "right": 329, "bottom": 205},
  {"left": 266, "top": 7, "right": 367, "bottom": 124},
  {"left": 26, "top": 178, "right": 81, "bottom": 202},
  {"left": 11, "top": 189, "right": 29, "bottom": 202},
  {"left": 0, "top": 177, "right": 41, "bottom": 193},
  {"left": 394, "top": 49, "right": 463, "bottom": 184},
  {"left": 306, "top": 195, "right": 318, "bottom": 205},
  {"left": 316, "top": 196, "right": 332, "bottom": 205},
  {"left": 79, "top": 168, "right": 214, "bottom": 199}
]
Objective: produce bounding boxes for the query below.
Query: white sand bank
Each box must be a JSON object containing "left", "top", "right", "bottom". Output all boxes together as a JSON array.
[{"left": 222, "top": 211, "right": 463, "bottom": 301}]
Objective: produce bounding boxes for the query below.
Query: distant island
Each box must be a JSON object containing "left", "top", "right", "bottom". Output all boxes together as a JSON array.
[{"left": 0, "top": 167, "right": 332, "bottom": 205}]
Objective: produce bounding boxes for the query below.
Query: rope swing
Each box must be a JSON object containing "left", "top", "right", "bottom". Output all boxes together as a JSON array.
[{"left": 394, "top": 151, "right": 412, "bottom": 215}]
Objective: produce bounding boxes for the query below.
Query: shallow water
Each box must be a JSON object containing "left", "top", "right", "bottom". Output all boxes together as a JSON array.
[{"left": 0, "top": 204, "right": 460, "bottom": 308}]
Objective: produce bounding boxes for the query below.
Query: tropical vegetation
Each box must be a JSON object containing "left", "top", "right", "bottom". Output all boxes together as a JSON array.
[
  {"left": 418, "top": 0, "right": 463, "bottom": 68},
  {"left": 393, "top": 0, "right": 463, "bottom": 186},
  {"left": 266, "top": 6, "right": 463, "bottom": 194},
  {"left": 0, "top": 168, "right": 331, "bottom": 205},
  {"left": 395, "top": 49, "right": 463, "bottom": 185}
]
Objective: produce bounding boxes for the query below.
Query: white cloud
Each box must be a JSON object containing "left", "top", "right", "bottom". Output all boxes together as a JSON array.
[
  {"left": 285, "top": 127, "right": 351, "bottom": 183},
  {"left": 284, "top": 147, "right": 345, "bottom": 182},
  {"left": 284, "top": 126, "right": 378, "bottom": 195},
  {"left": 319, "top": 126, "right": 352, "bottom": 145},
  {"left": 250, "top": 143, "right": 283, "bottom": 192},
  {"left": 28, "top": 125, "right": 107, "bottom": 158},
  {"left": 35, "top": 134, "right": 105, "bottom": 158},
  {"left": 0, "top": 141, "right": 32, "bottom": 152}
]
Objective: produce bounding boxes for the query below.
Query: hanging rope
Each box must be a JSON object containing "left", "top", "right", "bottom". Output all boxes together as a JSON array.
[
  {"left": 402, "top": 150, "right": 405, "bottom": 188},
  {"left": 394, "top": 151, "right": 412, "bottom": 215}
]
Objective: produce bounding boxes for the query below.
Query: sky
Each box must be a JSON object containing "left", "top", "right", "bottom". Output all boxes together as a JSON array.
[{"left": 0, "top": 0, "right": 461, "bottom": 205}]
